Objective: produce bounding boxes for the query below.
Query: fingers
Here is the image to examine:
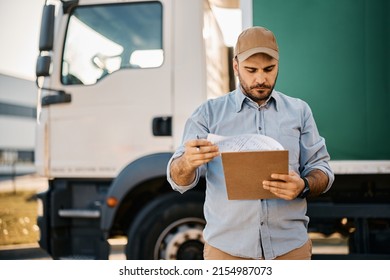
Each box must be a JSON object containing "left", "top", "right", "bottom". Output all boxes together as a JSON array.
[
  {"left": 186, "top": 139, "right": 216, "bottom": 149},
  {"left": 263, "top": 179, "right": 292, "bottom": 200},
  {"left": 263, "top": 172, "right": 301, "bottom": 200},
  {"left": 267, "top": 171, "right": 299, "bottom": 182},
  {"left": 183, "top": 139, "right": 219, "bottom": 167},
  {"left": 186, "top": 140, "right": 218, "bottom": 153}
]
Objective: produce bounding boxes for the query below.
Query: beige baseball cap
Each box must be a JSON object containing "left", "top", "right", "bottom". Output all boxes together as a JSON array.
[{"left": 234, "top": 26, "right": 279, "bottom": 62}]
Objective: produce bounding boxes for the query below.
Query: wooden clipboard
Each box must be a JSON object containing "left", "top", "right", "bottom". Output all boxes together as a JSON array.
[{"left": 221, "top": 150, "right": 289, "bottom": 200}]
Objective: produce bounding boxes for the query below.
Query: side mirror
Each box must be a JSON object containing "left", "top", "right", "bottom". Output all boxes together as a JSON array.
[
  {"left": 38, "top": 4, "right": 55, "bottom": 51},
  {"left": 36, "top": 55, "right": 51, "bottom": 77}
]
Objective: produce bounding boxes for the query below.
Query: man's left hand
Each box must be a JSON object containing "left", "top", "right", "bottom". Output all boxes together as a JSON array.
[{"left": 262, "top": 171, "right": 304, "bottom": 200}]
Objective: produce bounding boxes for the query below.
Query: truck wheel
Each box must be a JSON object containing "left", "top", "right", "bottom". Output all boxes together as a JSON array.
[{"left": 126, "top": 191, "right": 205, "bottom": 260}]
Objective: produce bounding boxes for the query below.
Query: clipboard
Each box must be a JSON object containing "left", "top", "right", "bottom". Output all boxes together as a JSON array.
[{"left": 221, "top": 150, "right": 289, "bottom": 200}]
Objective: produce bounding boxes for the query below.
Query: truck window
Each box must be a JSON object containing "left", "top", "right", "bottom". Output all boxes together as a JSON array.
[{"left": 61, "top": 2, "right": 163, "bottom": 86}]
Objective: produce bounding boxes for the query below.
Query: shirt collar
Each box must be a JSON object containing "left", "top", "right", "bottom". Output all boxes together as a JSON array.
[{"left": 234, "top": 85, "right": 279, "bottom": 112}]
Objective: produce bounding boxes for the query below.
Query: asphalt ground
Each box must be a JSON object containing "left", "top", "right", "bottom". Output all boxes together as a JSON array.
[{"left": 0, "top": 238, "right": 127, "bottom": 260}]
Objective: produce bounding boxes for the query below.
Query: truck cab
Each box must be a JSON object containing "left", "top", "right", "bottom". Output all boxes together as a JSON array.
[{"left": 35, "top": 0, "right": 231, "bottom": 259}]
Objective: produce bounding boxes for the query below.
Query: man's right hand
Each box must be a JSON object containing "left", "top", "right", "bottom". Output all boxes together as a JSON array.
[{"left": 170, "top": 139, "right": 219, "bottom": 186}]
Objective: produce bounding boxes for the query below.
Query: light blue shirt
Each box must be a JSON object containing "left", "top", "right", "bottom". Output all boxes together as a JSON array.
[{"left": 167, "top": 87, "right": 334, "bottom": 259}]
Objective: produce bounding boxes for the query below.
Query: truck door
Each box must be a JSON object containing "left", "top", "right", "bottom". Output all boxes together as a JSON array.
[{"left": 42, "top": 1, "right": 172, "bottom": 178}]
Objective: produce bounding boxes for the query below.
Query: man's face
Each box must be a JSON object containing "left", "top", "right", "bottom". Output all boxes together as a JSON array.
[{"left": 233, "top": 53, "right": 279, "bottom": 106}]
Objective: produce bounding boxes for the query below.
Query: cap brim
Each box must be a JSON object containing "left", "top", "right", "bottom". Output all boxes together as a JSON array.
[{"left": 236, "top": 47, "right": 279, "bottom": 62}]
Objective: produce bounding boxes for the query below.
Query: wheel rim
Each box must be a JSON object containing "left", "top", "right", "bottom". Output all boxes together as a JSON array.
[{"left": 154, "top": 217, "right": 205, "bottom": 260}]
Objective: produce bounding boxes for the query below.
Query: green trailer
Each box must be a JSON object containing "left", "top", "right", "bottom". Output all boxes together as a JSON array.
[{"left": 242, "top": 0, "right": 390, "bottom": 258}]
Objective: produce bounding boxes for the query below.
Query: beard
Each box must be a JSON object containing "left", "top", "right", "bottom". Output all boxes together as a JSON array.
[{"left": 238, "top": 73, "right": 278, "bottom": 105}]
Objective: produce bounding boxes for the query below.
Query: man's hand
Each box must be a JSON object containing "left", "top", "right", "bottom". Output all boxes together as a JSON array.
[
  {"left": 262, "top": 169, "right": 329, "bottom": 200},
  {"left": 170, "top": 139, "right": 219, "bottom": 186},
  {"left": 262, "top": 171, "right": 304, "bottom": 200},
  {"left": 181, "top": 139, "right": 220, "bottom": 170}
]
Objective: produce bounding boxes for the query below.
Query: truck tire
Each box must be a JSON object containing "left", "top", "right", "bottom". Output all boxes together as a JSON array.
[{"left": 125, "top": 191, "right": 205, "bottom": 260}]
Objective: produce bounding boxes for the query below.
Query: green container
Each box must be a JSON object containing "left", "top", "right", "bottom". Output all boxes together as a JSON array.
[{"left": 252, "top": 0, "right": 389, "bottom": 160}]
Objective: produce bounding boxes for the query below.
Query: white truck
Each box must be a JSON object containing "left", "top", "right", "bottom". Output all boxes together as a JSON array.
[
  {"left": 35, "top": 0, "right": 231, "bottom": 259},
  {"left": 36, "top": 0, "right": 390, "bottom": 260}
]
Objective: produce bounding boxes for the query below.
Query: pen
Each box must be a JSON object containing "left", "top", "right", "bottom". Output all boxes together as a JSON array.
[{"left": 196, "top": 135, "right": 200, "bottom": 152}]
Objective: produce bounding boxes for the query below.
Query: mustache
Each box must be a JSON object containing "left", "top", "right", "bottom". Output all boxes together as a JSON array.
[{"left": 250, "top": 83, "right": 271, "bottom": 90}]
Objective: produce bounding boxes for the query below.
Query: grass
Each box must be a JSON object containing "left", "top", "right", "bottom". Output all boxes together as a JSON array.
[{"left": 0, "top": 191, "right": 39, "bottom": 246}]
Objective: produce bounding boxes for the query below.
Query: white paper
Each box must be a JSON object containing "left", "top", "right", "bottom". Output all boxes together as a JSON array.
[{"left": 207, "top": 133, "right": 284, "bottom": 152}]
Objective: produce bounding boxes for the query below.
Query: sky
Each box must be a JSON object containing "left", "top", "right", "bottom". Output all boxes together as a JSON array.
[
  {"left": 0, "top": 0, "right": 45, "bottom": 80},
  {"left": 0, "top": 0, "right": 241, "bottom": 81}
]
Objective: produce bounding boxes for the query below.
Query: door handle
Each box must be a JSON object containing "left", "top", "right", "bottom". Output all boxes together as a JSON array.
[
  {"left": 41, "top": 91, "right": 71, "bottom": 106},
  {"left": 152, "top": 116, "right": 172, "bottom": 136}
]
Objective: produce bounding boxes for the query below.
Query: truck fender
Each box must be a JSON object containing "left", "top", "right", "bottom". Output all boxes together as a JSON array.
[{"left": 100, "top": 152, "right": 173, "bottom": 232}]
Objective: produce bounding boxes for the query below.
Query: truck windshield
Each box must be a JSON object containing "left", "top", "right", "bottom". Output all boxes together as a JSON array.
[{"left": 61, "top": 2, "right": 163, "bottom": 86}]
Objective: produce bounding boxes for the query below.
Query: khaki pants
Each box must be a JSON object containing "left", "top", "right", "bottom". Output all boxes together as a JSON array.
[{"left": 204, "top": 239, "right": 312, "bottom": 260}]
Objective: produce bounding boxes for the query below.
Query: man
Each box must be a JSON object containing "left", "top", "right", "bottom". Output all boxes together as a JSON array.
[{"left": 167, "top": 26, "right": 334, "bottom": 260}]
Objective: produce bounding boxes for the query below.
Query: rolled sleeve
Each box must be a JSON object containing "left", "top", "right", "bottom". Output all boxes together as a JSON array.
[
  {"left": 167, "top": 104, "right": 209, "bottom": 194},
  {"left": 299, "top": 104, "right": 334, "bottom": 193}
]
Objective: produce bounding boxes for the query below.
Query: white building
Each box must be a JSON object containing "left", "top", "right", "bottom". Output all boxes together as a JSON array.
[{"left": 0, "top": 73, "right": 36, "bottom": 177}]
